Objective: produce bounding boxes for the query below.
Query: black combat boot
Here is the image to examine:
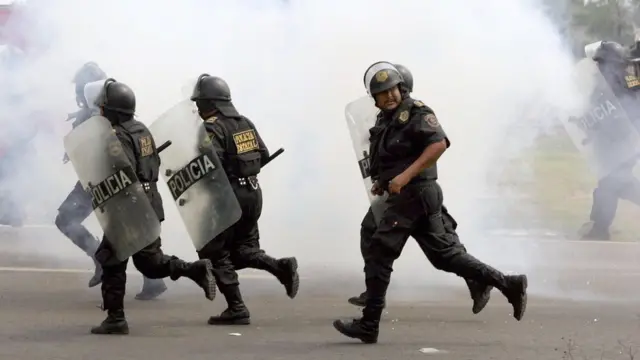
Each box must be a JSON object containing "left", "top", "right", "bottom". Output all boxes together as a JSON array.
[
  {"left": 135, "top": 278, "right": 168, "bottom": 300},
  {"left": 499, "top": 275, "right": 528, "bottom": 321},
  {"left": 465, "top": 279, "right": 492, "bottom": 314},
  {"left": 208, "top": 285, "right": 251, "bottom": 325},
  {"left": 169, "top": 259, "right": 216, "bottom": 301},
  {"left": 333, "top": 307, "right": 382, "bottom": 344},
  {"left": 276, "top": 257, "right": 300, "bottom": 299},
  {"left": 348, "top": 291, "right": 367, "bottom": 307},
  {"left": 90, "top": 309, "right": 129, "bottom": 335},
  {"left": 580, "top": 221, "right": 610, "bottom": 241}
]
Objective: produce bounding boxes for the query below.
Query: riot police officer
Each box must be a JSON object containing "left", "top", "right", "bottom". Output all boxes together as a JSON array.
[
  {"left": 89, "top": 78, "right": 215, "bottom": 335},
  {"left": 190, "top": 74, "right": 299, "bottom": 325},
  {"left": 333, "top": 62, "right": 528, "bottom": 344},
  {"left": 580, "top": 42, "right": 640, "bottom": 240},
  {"left": 56, "top": 62, "right": 168, "bottom": 300},
  {"left": 347, "top": 64, "right": 492, "bottom": 315}
]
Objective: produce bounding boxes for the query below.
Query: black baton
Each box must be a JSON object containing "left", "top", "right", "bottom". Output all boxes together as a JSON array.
[
  {"left": 262, "top": 148, "right": 284, "bottom": 168},
  {"left": 157, "top": 140, "right": 172, "bottom": 154}
]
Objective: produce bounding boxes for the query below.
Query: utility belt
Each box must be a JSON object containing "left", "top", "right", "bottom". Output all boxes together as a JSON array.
[
  {"left": 231, "top": 175, "right": 259, "bottom": 190},
  {"left": 141, "top": 182, "right": 158, "bottom": 193}
]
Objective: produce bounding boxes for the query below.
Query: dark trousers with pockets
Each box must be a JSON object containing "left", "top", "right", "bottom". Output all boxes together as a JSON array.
[
  {"left": 364, "top": 180, "right": 508, "bottom": 315},
  {"left": 96, "top": 237, "right": 175, "bottom": 311},
  {"left": 197, "top": 182, "right": 283, "bottom": 293}
]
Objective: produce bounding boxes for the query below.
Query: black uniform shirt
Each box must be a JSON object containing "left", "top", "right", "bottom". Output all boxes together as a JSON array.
[
  {"left": 203, "top": 113, "right": 269, "bottom": 179},
  {"left": 113, "top": 119, "right": 164, "bottom": 221},
  {"left": 369, "top": 97, "right": 449, "bottom": 187}
]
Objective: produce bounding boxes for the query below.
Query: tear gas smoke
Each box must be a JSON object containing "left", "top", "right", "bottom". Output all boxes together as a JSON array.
[{"left": 0, "top": 0, "right": 606, "bottom": 299}]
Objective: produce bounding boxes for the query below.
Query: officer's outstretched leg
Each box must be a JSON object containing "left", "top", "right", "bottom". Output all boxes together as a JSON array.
[
  {"left": 348, "top": 207, "right": 377, "bottom": 307},
  {"left": 132, "top": 239, "right": 215, "bottom": 301},
  {"left": 199, "top": 230, "right": 250, "bottom": 325},
  {"left": 54, "top": 182, "right": 102, "bottom": 287},
  {"left": 134, "top": 277, "right": 168, "bottom": 301},
  {"left": 230, "top": 187, "right": 299, "bottom": 299},
  {"left": 413, "top": 184, "right": 526, "bottom": 321}
]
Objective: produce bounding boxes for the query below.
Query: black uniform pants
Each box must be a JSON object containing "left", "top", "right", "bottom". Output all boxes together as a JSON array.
[
  {"left": 96, "top": 237, "right": 174, "bottom": 310},
  {"left": 198, "top": 182, "right": 282, "bottom": 290},
  {"left": 364, "top": 180, "right": 508, "bottom": 313},
  {"left": 360, "top": 202, "right": 484, "bottom": 294},
  {"left": 590, "top": 164, "right": 640, "bottom": 230},
  {"left": 54, "top": 181, "right": 98, "bottom": 254}
]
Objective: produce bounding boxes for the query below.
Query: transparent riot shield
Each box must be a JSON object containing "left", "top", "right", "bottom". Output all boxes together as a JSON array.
[
  {"left": 344, "top": 96, "right": 388, "bottom": 223},
  {"left": 63, "top": 116, "right": 161, "bottom": 261},
  {"left": 149, "top": 100, "right": 242, "bottom": 251},
  {"left": 563, "top": 59, "right": 640, "bottom": 180}
]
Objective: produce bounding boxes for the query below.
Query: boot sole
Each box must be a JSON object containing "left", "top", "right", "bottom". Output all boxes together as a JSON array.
[
  {"left": 348, "top": 297, "right": 366, "bottom": 307},
  {"left": 286, "top": 258, "right": 300, "bottom": 299},
  {"left": 91, "top": 327, "right": 130, "bottom": 335},
  {"left": 203, "top": 260, "right": 216, "bottom": 301},
  {"left": 332, "top": 320, "right": 377, "bottom": 344},
  {"left": 208, "top": 317, "right": 251, "bottom": 325},
  {"left": 513, "top": 275, "right": 528, "bottom": 321}
]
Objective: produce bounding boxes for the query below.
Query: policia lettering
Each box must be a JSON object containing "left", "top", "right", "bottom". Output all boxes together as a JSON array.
[
  {"left": 166, "top": 153, "right": 216, "bottom": 200},
  {"left": 89, "top": 166, "right": 137, "bottom": 210},
  {"left": 568, "top": 99, "right": 621, "bottom": 145}
]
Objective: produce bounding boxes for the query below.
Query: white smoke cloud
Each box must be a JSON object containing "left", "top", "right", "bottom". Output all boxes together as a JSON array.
[{"left": 0, "top": 0, "right": 598, "bottom": 298}]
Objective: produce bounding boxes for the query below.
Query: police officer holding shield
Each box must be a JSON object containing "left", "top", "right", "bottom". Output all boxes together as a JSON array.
[
  {"left": 190, "top": 74, "right": 299, "bottom": 325},
  {"left": 580, "top": 42, "right": 640, "bottom": 240},
  {"left": 87, "top": 79, "right": 215, "bottom": 335},
  {"left": 55, "top": 62, "right": 169, "bottom": 300},
  {"left": 347, "top": 64, "right": 493, "bottom": 315},
  {"left": 333, "top": 62, "right": 528, "bottom": 344}
]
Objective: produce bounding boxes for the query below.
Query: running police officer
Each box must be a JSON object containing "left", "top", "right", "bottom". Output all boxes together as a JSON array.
[
  {"left": 333, "top": 62, "right": 528, "bottom": 344},
  {"left": 89, "top": 78, "right": 215, "bottom": 335},
  {"left": 580, "top": 41, "right": 640, "bottom": 240},
  {"left": 347, "top": 64, "right": 492, "bottom": 315},
  {"left": 56, "top": 62, "right": 168, "bottom": 300},
  {"left": 190, "top": 74, "right": 299, "bottom": 325}
]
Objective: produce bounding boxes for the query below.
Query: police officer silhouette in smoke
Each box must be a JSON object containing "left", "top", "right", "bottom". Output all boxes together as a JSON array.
[
  {"left": 190, "top": 74, "right": 299, "bottom": 325},
  {"left": 333, "top": 62, "right": 527, "bottom": 344},
  {"left": 346, "top": 64, "right": 492, "bottom": 315},
  {"left": 580, "top": 41, "right": 640, "bottom": 240},
  {"left": 89, "top": 78, "right": 215, "bottom": 335},
  {"left": 56, "top": 62, "right": 168, "bottom": 299}
]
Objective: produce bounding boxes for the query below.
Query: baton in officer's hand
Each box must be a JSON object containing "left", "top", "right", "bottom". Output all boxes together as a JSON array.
[
  {"left": 262, "top": 148, "right": 284, "bottom": 168},
  {"left": 157, "top": 140, "right": 172, "bottom": 154}
]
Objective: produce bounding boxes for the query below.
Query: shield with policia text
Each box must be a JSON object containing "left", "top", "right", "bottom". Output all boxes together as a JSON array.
[
  {"left": 563, "top": 58, "right": 640, "bottom": 180},
  {"left": 344, "top": 95, "right": 388, "bottom": 223},
  {"left": 63, "top": 115, "right": 161, "bottom": 261},
  {"left": 149, "top": 99, "right": 242, "bottom": 251}
]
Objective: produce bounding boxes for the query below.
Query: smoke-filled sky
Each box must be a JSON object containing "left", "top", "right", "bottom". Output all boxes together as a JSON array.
[{"left": 0, "top": 0, "right": 595, "bottom": 296}]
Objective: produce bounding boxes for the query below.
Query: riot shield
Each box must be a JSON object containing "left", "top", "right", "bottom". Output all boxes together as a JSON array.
[
  {"left": 149, "top": 99, "right": 242, "bottom": 251},
  {"left": 563, "top": 58, "right": 640, "bottom": 180},
  {"left": 344, "top": 96, "right": 388, "bottom": 223},
  {"left": 63, "top": 115, "right": 161, "bottom": 261}
]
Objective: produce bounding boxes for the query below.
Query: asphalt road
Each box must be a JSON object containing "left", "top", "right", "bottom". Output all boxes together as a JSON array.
[{"left": 0, "top": 227, "right": 639, "bottom": 360}]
